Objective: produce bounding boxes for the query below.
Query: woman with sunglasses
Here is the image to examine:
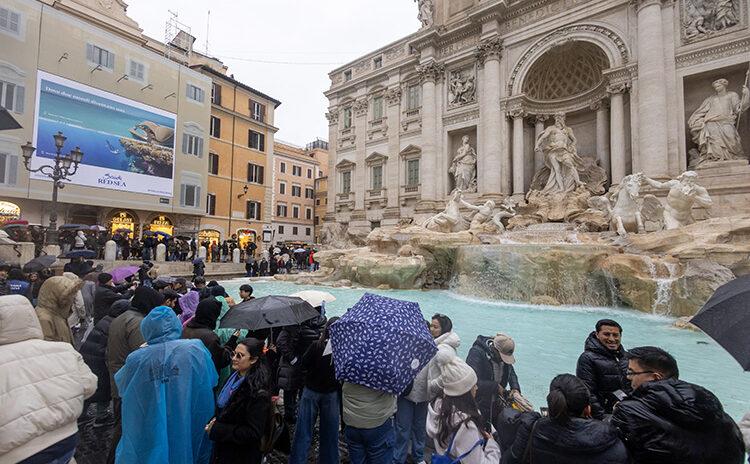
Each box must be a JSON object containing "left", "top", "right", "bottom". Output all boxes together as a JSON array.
[{"left": 206, "top": 338, "right": 272, "bottom": 464}]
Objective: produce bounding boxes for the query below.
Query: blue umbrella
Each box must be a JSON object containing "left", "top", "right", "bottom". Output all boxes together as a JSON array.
[
  {"left": 330, "top": 293, "right": 437, "bottom": 395},
  {"left": 62, "top": 249, "right": 97, "bottom": 259}
]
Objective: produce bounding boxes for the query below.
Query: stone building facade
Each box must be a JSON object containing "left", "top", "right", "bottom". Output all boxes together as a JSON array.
[
  {"left": 324, "top": 0, "right": 750, "bottom": 234},
  {"left": 271, "top": 141, "right": 320, "bottom": 243}
]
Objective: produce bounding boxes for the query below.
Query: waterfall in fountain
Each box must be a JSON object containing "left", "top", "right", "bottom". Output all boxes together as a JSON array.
[{"left": 641, "top": 256, "right": 679, "bottom": 315}]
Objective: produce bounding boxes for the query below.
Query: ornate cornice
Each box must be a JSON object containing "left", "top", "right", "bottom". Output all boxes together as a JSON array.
[
  {"left": 385, "top": 87, "right": 402, "bottom": 106},
  {"left": 443, "top": 108, "right": 479, "bottom": 126},
  {"left": 675, "top": 37, "right": 750, "bottom": 69},
  {"left": 603, "top": 63, "right": 637, "bottom": 94},
  {"left": 475, "top": 36, "right": 504, "bottom": 65},
  {"left": 508, "top": 23, "right": 630, "bottom": 95},
  {"left": 353, "top": 99, "right": 369, "bottom": 117},
  {"left": 325, "top": 111, "right": 339, "bottom": 126},
  {"left": 416, "top": 61, "right": 445, "bottom": 83}
]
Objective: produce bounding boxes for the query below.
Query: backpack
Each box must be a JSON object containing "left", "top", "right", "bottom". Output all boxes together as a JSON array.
[
  {"left": 259, "top": 400, "right": 290, "bottom": 454},
  {"left": 431, "top": 431, "right": 485, "bottom": 464}
]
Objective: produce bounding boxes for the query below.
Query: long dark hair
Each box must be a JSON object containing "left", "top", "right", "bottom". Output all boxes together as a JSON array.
[
  {"left": 436, "top": 391, "right": 488, "bottom": 448},
  {"left": 546, "top": 374, "right": 590, "bottom": 423},
  {"left": 238, "top": 338, "right": 271, "bottom": 396}
]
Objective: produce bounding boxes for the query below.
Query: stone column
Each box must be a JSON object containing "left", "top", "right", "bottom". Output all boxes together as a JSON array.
[
  {"left": 416, "top": 62, "right": 444, "bottom": 207},
  {"left": 635, "top": 0, "right": 669, "bottom": 178},
  {"left": 384, "top": 87, "right": 402, "bottom": 224},
  {"left": 608, "top": 84, "right": 628, "bottom": 184},
  {"left": 353, "top": 98, "right": 369, "bottom": 211},
  {"left": 510, "top": 110, "right": 526, "bottom": 195},
  {"left": 592, "top": 101, "right": 611, "bottom": 182},
  {"left": 477, "top": 37, "right": 504, "bottom": 196},
  {"left": 325, "top": 109, "right": 339, "bottom": 220},
  {"left": 533, "top": 115, "right": 547, "bottom": 173}
]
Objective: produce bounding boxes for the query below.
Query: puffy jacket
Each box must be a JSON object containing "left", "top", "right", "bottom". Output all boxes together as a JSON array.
[
  {"left": 8, "top": 279, "right": 31, "bottom": 299},
  {"left": 502, "top": 414, "right": 629, "bottom": 464},
  {"left": 575, "top": 332, "right": 631, "bottom": 418},
  {"left": 426, "top": 398, "right": 501, "bottom": 464},
  {"left": 466, "top": 335, "right": 520, "bottom": 422},
  {"left": 182, "top": 299, "right": 238, "bottom": 376},
  {"left": 93, "top": 283, "right": 132, "bottom": 323},
  {"left": 35, "top": 276, "right": 81, "bottom": 345},
  {"left": 80, "top": 299, "right": 130, "bottom": 403},
  {"left": 277, "top": 315, "right": 326, "bottom": 391},
  {"left": 611, "top": 378, "right": 745, "bottom": 464},
  {"left": 427, "top": 330, "right": 461, "bottom": 399},
  {"left": 0, "top": 295, "right": 97, "bottom": 463}
]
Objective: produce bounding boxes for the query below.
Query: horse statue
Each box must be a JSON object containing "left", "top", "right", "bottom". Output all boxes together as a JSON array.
[
  {"left": 422, "top": 190, "right": 468, "bottom": 233},
  {"left": 598, "top": 173, "right": 663, "bottom": 236}
]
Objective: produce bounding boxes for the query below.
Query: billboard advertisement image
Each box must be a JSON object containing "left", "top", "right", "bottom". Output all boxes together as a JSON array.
[{"left": 32, "top": 70, "right": 176, "bottom": 197}]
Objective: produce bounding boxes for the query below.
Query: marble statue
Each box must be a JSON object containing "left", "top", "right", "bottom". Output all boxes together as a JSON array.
[
  {"left": 492, "top": 198, "right": 518, "bottom": 232},
  {"left": 415, "top": 0, "right": 434, "bottom": 28},
  {"left": 423, "top": 190, "right": 467, "bottom": 233},
  {"left": 688, "top": 78, "right": 750, "bottom": 166},
  {"left": 641, "top": 171, "right": 713, "bottom": 229},
  {"left": 534, "top": 113, "right": 586, "bottom": 195},
  {"left": 459, "top": 195, "right": 495, "bottom": 231},
  {"left": 449, "top": 136, "right": 478, "bottom": 193},
  {"left": 448, "top": 70, "right": 476, "bottom": 107}
]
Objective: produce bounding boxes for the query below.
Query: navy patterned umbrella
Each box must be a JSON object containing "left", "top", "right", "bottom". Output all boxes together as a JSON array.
[{"left": 329, "top": 293, "right": 437, "bottom": 395}]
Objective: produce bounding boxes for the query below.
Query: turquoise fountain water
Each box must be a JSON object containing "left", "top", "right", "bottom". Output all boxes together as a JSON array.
[{"left": 221, "top": 278, "right": 750, "bottom": 420}]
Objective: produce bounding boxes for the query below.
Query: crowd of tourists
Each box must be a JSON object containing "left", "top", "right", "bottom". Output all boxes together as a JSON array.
[{"left": 0, "top": 261, "right": 748, "bottom": 464}]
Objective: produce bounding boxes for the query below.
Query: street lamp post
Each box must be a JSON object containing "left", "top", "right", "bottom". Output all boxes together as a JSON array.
[{"left": 20, "top": 131, "right": 84, "bottom": 247}]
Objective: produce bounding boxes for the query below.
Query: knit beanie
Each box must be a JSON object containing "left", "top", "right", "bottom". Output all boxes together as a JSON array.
[
  {"left": 435, "top": 348, "right": 477, "bottom": 397},
  {"left": 97, "top": 272, "right": 113, "bottom": 285}
]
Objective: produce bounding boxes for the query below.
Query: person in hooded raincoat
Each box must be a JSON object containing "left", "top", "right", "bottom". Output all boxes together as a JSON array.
[
  {"left": 35, "top": 275, "right": 82, "bottom": 345},
  {"left": 115, "top": 305, "right": 218, "bottom": 464}
]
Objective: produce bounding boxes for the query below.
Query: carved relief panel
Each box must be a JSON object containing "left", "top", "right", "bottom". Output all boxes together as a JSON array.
[
  {"left": 681, "top": 0, "right": 745, "bottom": 44},
  {"left": 447, "top": 66, "right": 477, "bottom": 109}
]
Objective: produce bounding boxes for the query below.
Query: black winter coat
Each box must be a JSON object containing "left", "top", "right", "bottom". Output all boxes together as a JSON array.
[
  {"left": 575, "top": 332, "right": 630, "bottom": 418},
  {"left": 501, "top": 414, "right": 629, "bottom": 464},
  {"left": 182, "top": 324, "right": 237, "bottom": 375},
  {"left": 209, "top": 372, "right": 272, "bottom": 464},
  {"left": 93, "top": 284, "right": 132, "bottom": 323},
  {"left": 80, "top": 300, "right": 130, "bottom": 403},
  {"left": 276, "top": 316, "right": 325, "bottom": 391},
  {"left": 611, "top": 378, "right": 745, "bottom": 464},
  {"left": 466, "top": 335, "right": 520, "bottom": 422}
]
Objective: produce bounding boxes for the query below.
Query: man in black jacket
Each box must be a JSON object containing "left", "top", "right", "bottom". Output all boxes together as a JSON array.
[
  {"left": 576, "top": 319, "right": 631, "bottom": 419},
  {"left": 612, "top": 346, "right": 745, "bottom": 464},
  {"left": 93, "top": 273, "right": 135, "bottom": 323},
  {"left": 466, "top": 333, "right": 521, "bottom": 423}
]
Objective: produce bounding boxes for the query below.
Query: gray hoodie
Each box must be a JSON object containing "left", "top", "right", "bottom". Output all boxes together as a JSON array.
[{"left": 428, "top": 331, "right": 461, "bottom": 399}]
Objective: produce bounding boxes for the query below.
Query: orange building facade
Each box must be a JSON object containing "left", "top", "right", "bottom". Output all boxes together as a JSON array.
[
  {"left": 272, "top": 141, "right": 320, "bottom": 244},
  {"left": 195, "top": 65, "right": 280, "bottom": 250}
]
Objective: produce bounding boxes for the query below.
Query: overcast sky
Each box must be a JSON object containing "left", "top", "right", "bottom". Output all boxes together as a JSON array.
[{"left": 126, "top": 0, "right": 421, "bottom": 146}]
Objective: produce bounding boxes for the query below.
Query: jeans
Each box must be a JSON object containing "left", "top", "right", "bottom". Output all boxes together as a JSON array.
[
  {"left": 289, "top": 388, "right": 340, "bottom": 464},
  {"left": 393, "top": 397, "right": 428, "bottom": 463},
  {"left": 345, "top": 418, "right": 395, "bottom": 464}
]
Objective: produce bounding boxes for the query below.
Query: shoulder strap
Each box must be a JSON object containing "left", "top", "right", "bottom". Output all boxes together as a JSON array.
[
  {"left": 523, "top": 419, "right": 541, "bottom": 464},
  {"left": 452, "top": 438, "right": 486, "bottom": 463}
]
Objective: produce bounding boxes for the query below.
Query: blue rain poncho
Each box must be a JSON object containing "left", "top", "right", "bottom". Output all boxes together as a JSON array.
[{"left": 115, "top": 306, "right": 218, "bottom": 464}]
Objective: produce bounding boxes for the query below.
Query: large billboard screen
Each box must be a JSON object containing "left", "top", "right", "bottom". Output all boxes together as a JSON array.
[{"left": 32, "top": 70, "right": 176, "bottom": 197}]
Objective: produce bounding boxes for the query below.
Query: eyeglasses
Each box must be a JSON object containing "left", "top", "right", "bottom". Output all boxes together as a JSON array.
[
  {"left": 626, "top": 370, "right": 654, "bottom": 378},
  {"left": 231, "top": 351, "right": 246, "bottom": 360}
]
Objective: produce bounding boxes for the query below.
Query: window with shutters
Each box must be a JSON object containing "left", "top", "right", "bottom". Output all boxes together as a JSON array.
[
  {"left": 342, "top": 171, "right": 352, "bottom": 194},
  {"left": 407, "top": 159, "right": 420, "bottom": 186},
  {"left": 307, "top": 168, "right": 312, "bottom": 179},
  {"left": 180, "top": 182, "right": 201, "bottom": 208},
  {"left": 292, "top": 165, "right": 302, "bottom": 177},
  {"left": 0, "top": 7, "right": 21, "bottom": 36},
  {"left": 292, "top": 226, "right": 298, "bottom": 235},
  {"left": 343, "top": 107, "right": 352, "bottom": 128},
  {"left": 211, "top": 83, "right": 222, "bottom": 105},
  {"left": 208, "top": 153, "right": 219, "bottom": 175},
  {"left": 250, "top": 100, "right": 265, "bottom": 122},
  {"left": 305, "top": 208, "right": 312, "bottom": 220},
  {"left": 371, "top": 165, "right": 383, "bottom": 190},
  {"left": 248, "top": 130, "right": 265, "bottom": 151},
  {"left": 276, "top": 204, "right": 287, "bottom": 217},
  {"left": 291, "top": 185, "right": 301, "bottom": 197},
  {"left": 0, "top": 152, "right": 19, "bottom": 186},
  {"left": 280, "top": 162, "right": 286, "bottom": 173},
  {"left": 293, "top": 205, "right": 300, "bottom": 219},
  {"left": 0, "top": 80, "right": 24, "bottom": 114},
  {"left": 278, "top": 225, "right": 285, "bottom": 234},
  {"left": 372, "top": 96, "right": 384, "bottom": 121},
  {"left": 305, "top": 188, "right": 314, "bottom": 199},
  {"left": 186, "top": 84, "right": 204, "bottom": 103},
  {"left": 86, "top": 44, "right": 114, "bottom": 69},
  {"left": 306, "top": 227, "right": 311, "bottom": 236},
  {"left": 247, "top": 163, "right": 264, "bottom": 184},
  {"left": 182, "top": 134, "right": 204, "bottom": 157},
  {"left": 279, "top": 182, "right": 286, "bottom": 195},
  {"left": 406, "top": 85, "right": 421, "bottom": 110},
  {"left": 127, "top": 60, "right": 146, "bottom": 82},
  {"left": 246, "top": 201, "right": 261, "bottom": 220},
  {"left": 206, "top": 193, "right": 216, "bottom": 215},
  {"left": 210, "top": 116, "right": 221, "bottom": 138}
]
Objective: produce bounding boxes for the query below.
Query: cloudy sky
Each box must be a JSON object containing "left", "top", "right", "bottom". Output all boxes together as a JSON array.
[{"left": 126, "top": 0, "right": 421, "bottom": 146}]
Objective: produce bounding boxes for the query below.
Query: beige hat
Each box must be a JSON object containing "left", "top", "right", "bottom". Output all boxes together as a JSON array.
[
  {"left": 493, "top": 333, "right": 516, "bottom": 364},
  {"left": 435, "top": 348, "right": 478, "bottom": 397}
]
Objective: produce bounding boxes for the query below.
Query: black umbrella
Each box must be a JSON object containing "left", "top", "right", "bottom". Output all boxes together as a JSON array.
[
  {"left": 22, "top": 255, "right": 57, "bottom": 273},
  {"left": 691, "top": 275, "right": 750, "bottom": 371},
  {"left": 62, "top": 249, "right": 97, "bottom": 259},
  {"left": 0, "top": 107, "right": 21, "bottom": 131},
  {"left": 219, "top": 296, "right": 319, "bottom": 330}
]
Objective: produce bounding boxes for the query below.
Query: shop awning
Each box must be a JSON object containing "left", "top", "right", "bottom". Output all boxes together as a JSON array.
[{"left": 0, "top": 108, "right": 21, "bottom": 131}]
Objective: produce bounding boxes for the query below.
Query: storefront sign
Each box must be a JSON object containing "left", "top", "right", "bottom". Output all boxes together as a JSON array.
[
  {"left": 0, "top": 201, "right": 21, "bottom": 224},
  {"left": 149, "top": 215, "right": 174, "bottom": 236},
  {"left": 110, "top": 211, "right": 135, "bottom": 237}
]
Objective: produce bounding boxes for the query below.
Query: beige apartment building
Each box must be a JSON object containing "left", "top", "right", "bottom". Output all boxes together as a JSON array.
[
  {"left": 305, "top": 139, "right": 329, "bottom": 242},
  {"left": 272, "top": 141, "right": 320, "bottom": 244},
  {"left": 0, "top": 0, "right": 214, "bottom": 236},
  {"left": 194, "top": 64, "right": 280, "bottom": 251}
]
